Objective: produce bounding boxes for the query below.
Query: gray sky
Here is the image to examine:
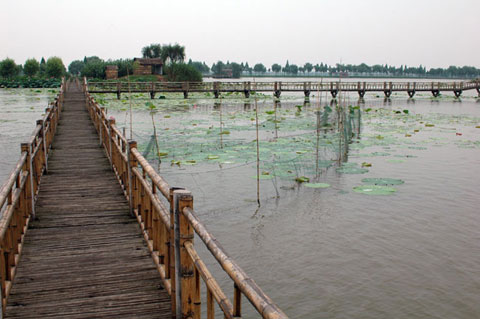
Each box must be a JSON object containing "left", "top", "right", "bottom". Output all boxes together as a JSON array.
[{"left": 1, "top": 0, "right": 479, "bottom": 69}]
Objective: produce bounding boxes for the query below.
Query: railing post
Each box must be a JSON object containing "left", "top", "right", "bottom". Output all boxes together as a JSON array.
[
  {"left": 21, "top": 143, "right": 35, "bottom": 219},
  {"left": 99, "top": 107, "right": 105, "bottom": 147},
  {"left": 108, "top": 118, "right": 115, "bottom": 166},
  {"left": 38, "top": 119, "right": 48, "bottom": 174},
  {"left": 174, "top": 189, "right": 197, "bottom": 319},
  {"left": 127, "top": 140, "right": 137, "bottom": 217}
]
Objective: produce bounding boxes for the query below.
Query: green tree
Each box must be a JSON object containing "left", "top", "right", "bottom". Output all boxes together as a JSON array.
[
  {"left": 304, "top": 63, "right": 313, "bottom": 73},
  {"left": 39, "top": 57, "right": 46, "bottom": 75},
  {"left": 82, "top": 58, "right": 105, "bottom": 79},
  {"left": 0, "top": 58, "right": 18, "bottom": 78},
  {"left": 161, "top": 43, "right": 185, "bottom": 64},
  {"left": 165, "top": 63, "right": 202, "bottom": 82},
  {"left": 45, "top": 57, "right": 65, "bottom": 78},
  {"left": 24, "top": 58, "right": 40, "bottom": 77},
  {"left": 68, "top": 60, "right": 85, "bottom": 76},
  {"left": 253, "top": 63, "right": 266, "bottom": 73},
  {"left": 272, "top": 63, "right": 281, "bottom": 73},
  {"left": 142, "top": 44, "right": 162, "bottom": 58},
  {"left": 230, "top": 62, "right": 242, "bottom": 78}
]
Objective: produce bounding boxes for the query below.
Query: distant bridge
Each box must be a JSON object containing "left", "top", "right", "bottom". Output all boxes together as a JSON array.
[{"left": 87, "top": 79, "right": 480, "bottom": 99}]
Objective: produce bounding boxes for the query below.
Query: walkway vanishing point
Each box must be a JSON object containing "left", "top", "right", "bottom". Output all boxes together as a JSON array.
[
  {"left": 88, "top": 79, "right": 480, "bottom": 99},
  {"left": 0, "top": 79, "right": 288, "bottom": 319}
]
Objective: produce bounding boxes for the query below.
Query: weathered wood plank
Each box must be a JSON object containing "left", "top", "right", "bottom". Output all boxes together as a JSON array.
[{"left": 5, "top": 85, "right": 171, "bottom": 318}]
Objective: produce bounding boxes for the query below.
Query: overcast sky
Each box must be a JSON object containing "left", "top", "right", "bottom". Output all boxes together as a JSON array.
[{"left": 1, "top": 0, "right": 479, "bottom": 69}]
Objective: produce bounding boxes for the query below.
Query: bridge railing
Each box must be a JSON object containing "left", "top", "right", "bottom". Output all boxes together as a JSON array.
[
  {"left": 0, "top": 78, "right": 66, "bottom": 314},
  {"left": 83, "top": 79, "right": 288, "bottom": 319},
  {"left": 88, "top": 79, "right": 479, "bottom": 96}
]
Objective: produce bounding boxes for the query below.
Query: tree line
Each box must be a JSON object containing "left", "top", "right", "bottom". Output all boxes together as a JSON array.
[
  {"left": 0, "top": 57, "right": 65, "bottom": 78},
  {"left": 187, "top": 60, "right": 480, "bottom": 79}
]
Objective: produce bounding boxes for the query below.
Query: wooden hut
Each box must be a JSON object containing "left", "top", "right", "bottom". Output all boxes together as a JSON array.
[
  {"left": 133, "top": 58, "right": 164, "bottom": 77},
  {"left": 105, "top": 65, "right": 118, "bottom": 79}
]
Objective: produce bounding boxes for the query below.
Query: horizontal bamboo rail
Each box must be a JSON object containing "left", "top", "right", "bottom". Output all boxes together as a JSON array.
[
  {"left": 0, "top": 78, "right": 65, "bottom": 315},
  {"left": 83, "top": 78, "right": 288, "bottom": 319},
  {"left": 87, "top": 78, "right": 480, "bottom": 99}
]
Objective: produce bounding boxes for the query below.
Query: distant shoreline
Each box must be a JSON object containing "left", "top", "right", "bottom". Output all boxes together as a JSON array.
[{"left": 204, "top": 74, "right": 478, "bottom": 81}]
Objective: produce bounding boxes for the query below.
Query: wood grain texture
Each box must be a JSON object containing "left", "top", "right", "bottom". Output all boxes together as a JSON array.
[{"left": 5, "top": 84, "right": 171, "bottom": 318}]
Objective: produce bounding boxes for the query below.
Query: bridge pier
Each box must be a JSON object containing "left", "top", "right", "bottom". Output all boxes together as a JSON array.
[
  {"left": 244, "top": 90, "right": 250, "bottom": 98},
  {"left": 117, "top": 91, "right": 121, "bottom": 99},
  {"left": 183, "top": 91, "right": 188, "bottom": 99},
  {"left": 384, "top": 90, "right": 392, "bottom": 98},
  {"left": 150, "top": 91, "right": 155, "bottom": 99},
  {"left": 432, "top": 90, "right": 440, "bottom": 97},
  {"left": 330, "top": 89, "right": 338, "bottom": 98},
  {"left": 476, "top": 86, "right": 480, "bottom": 96},
  {"left": 304, "top": 90, "right": 311, "bottom": 98},
  {"left": 214, "top": 90, "right": 220, "bottom": 98},
  {"left": 274, "top": 90, "right": 281, "bottom": 98},
  {"left": 453, "top": 90, "right": 462, "bottom": 98},
  {"left": 358, "top": 90, "right": 365, "bottom": 98},
  {"left": 407, "top": 90, "right": 416, "bottom": 98}
]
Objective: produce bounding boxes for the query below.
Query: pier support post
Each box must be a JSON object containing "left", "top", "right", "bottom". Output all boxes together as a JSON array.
[
  {"left": 214, "top": 90, "right": 219, "bottom": 99},
  {"left": 183, "top": 91, "right": 189, "bottom": 99},
  {"left": 304, "top": 90, "right": 311, "bottom": 98},
  {"left": 330, "top": 89, "right": 338, "bottom": 98},
  {"left": 150, "top": 92, "right": 155, "bottom": 99},
  {"left": 407, "top": 90, "right": 416, "bottom": 98},
  {"left": 358, "top": 90, "right": 365, "bottom": 98},
  {"left": 384, "top": 90, "right": 392, "bottom": 98},
  {"left": 116, "top": 82, "right": 121, "bottom": 100},
  {"left": 174, "top": 190, "right": 197, "bottom": 319},
  {"left": 274, "top": 90, "right": 281, "bottom": 98},
  {"left": 244, "top": 90, "right": 250, "bottom": 98},
  {"left": 453, "top": 90, "right": 462, "bottom": 98},
  {"left": 432, "top": 90, "right": 440, "bottom": 98}
]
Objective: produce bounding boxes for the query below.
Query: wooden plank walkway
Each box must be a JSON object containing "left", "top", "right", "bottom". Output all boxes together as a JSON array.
[{"left": 5, "top": 85, "right": 171, "bottom": 318}]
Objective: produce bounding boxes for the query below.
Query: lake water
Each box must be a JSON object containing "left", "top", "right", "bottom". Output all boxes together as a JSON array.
[{"left": 1, "top": 80, "right": 479, "bottom": 318}]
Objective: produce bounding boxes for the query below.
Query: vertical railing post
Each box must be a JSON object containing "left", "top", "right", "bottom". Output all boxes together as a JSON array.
[
  {"left": 99, "top": 107, "right": 105, "bottom": 147},
  {"left": 127, "top": 140, "right": 137, "bottom": 217},
  {"left": 21, "top": 143, "right": 35, "bottom": 219},
  {"left": 173, "top": 189, "right": 196, "bottom": 319},
  {"left": 108, "top": 118, "right": 115, "bottom": 166},
  {"left": 38, "top": 119, "right": 48, "bottom": 174}
]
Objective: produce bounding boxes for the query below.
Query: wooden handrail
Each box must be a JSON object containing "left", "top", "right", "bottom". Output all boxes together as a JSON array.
[
  {"left": 83, "top": 77, "right": 289, "bottom": 318},
  {"left": 0, "top": 77, "right": 66, "bottom": 315},
  {"left": 182, "top": 206, "right": 288, "bottom": 319}
]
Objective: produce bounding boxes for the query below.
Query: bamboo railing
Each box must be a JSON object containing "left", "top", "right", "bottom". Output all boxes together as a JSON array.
[
  {"left": 0, "top": 78, "right": 65, "bottom": 314},
  {"left": 87, "top": 79, "right": 480, "bottom": 98},
  {"left": 83, "top": 78, "right": 288, "bottom": 319}
]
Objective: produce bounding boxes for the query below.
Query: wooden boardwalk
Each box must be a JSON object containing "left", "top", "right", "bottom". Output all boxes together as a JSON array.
[
  {"left": 4, "top": 86, "right": 171, "bottom": 318},
  {"left": 88, "top": 79, "right": 480, "bottom": 98}
]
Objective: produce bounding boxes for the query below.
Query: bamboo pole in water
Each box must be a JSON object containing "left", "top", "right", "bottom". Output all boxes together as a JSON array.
[
  {"left": 254, "top": 85, "right": 260, "bottom": 206},
  {"left": 127, "top": 67, "right": 133, "bottom": 140}
]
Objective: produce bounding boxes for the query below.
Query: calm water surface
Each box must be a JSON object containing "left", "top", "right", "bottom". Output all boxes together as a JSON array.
[{"left": 1, "top": 82, "right": 479, "bottom": 318}]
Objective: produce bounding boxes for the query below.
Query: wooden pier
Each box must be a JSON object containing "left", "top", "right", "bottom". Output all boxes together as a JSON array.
[
  {"left": 87, "top": 79, "right": 480, "bottom": 99},
  {"left": 0, "top": 79, "right": 288, "bottom": 318}
]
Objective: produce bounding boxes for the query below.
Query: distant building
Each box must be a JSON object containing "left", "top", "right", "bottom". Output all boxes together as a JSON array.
[
  {"left": 105, "top": 65, "right": 118, "bottom": 80},
  {"left": 133, "top": 58, "right": 163, "bottom": 77},
  {"left": 213, "top": 68, "right": 233, "bottom": 78}
]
